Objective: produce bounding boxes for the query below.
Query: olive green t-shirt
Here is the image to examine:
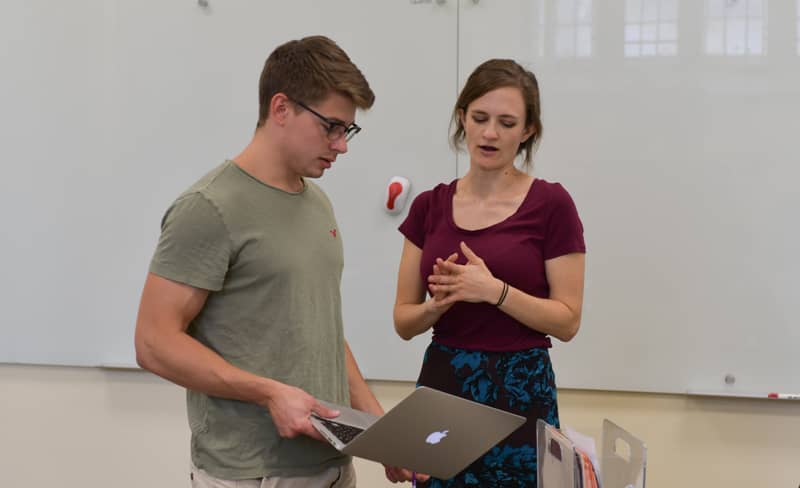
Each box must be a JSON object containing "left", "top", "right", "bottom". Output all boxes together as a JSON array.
[{"left": 150, "top": 160, "right": 350, "bottom": 479}]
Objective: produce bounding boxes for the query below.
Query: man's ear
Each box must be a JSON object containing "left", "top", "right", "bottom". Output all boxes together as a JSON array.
[{"left": 270, "top": 93, "right": 292, "bottom": 125}]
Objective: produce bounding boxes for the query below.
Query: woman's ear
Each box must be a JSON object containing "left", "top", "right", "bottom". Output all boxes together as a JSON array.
[{"left": 521, "top": 125, "right": 536, "bottom": 143}]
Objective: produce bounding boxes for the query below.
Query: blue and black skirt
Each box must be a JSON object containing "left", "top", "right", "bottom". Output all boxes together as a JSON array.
[{"left": 417, "top": 341, "right": 559, "bottom": 488}]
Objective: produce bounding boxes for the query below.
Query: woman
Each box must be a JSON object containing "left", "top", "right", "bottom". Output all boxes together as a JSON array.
[{"left": 394, "top": 59, "right": 586, "bottom": 487}]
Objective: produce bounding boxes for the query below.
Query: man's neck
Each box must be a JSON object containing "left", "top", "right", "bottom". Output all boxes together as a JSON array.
[{"left": 232, "top": 132, "right": 304, "bottom": 193}]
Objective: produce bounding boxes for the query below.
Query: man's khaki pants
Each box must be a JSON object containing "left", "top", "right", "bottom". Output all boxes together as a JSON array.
[{"left": 190, "top": 462, "right": 357, "bottom": 488}]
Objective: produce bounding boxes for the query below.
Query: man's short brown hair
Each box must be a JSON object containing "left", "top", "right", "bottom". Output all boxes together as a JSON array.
[{"left": 257, "top": 36, "right": 375, "bottom": 127}]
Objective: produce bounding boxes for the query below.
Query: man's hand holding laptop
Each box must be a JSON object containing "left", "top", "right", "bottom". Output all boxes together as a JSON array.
[
  {"left": 261, "top": 381, "right": 426, "bottom": 483},
  {"left": 262, "top": 381, "right": 339, "bottom": 442}
]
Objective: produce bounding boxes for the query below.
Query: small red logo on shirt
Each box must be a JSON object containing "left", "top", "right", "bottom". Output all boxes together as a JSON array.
[{"left": 330, "top": 229, "right": 337, "bottom": 238}]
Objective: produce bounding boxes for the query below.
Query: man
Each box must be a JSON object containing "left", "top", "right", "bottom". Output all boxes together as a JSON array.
[{"left": 135, "top": 36, "right": 411, "bottom": 487}]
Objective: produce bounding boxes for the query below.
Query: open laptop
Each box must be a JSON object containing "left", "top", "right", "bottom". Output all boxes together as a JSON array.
[{"left": 311, "top": 386, "right": 526, "bottom": 479}]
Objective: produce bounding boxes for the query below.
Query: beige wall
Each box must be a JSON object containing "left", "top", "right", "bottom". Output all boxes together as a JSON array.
[{"left": 1, "top": 364, "right": 798, "bottom": 487}]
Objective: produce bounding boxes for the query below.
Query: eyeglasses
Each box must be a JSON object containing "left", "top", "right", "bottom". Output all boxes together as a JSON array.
[{"left": 292, "top": 99, "right": 362, "bottom": 142}]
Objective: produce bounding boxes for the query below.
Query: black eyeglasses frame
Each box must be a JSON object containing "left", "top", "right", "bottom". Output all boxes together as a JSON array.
[{"left": 292, "top": 99, "right": 362, "bottom": 142}]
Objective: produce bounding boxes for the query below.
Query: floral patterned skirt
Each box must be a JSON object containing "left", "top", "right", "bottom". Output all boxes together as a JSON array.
[{"left": 417, "top": 341, "right": 559, "bottom": 488}]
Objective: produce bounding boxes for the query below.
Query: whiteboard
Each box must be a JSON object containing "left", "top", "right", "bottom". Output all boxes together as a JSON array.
[
  {"left": 459, "top": 0, "right": 800, "bottom": 395},
  {"left": 4, "top": 0, "right": 800, "bottom": 397},
  {"left": 0, "top": 0, "right": 455, "bottom": 378}
]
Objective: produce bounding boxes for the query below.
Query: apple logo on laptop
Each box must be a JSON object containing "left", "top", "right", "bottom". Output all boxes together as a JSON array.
[{"left": 425, "top": 430, "right": 449, "bottom": 445}]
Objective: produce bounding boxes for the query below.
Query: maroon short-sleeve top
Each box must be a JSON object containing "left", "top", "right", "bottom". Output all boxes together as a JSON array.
[{"left": 398, "top": 178, "right": 585, "bottom": 351}]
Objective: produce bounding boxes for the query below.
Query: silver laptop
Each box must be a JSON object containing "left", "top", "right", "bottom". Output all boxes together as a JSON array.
[{"left": 311, "top": 386, "right": 526, "bottom": 480}]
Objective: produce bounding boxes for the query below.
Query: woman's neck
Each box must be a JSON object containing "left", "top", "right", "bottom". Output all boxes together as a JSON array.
[{"left": 459, "top": 165, "right": 530, "bottom": 200}]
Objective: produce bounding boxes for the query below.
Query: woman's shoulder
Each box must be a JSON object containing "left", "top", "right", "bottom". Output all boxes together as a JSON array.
[
  {"left": 528, "top": 178, "right": 583, "bottom": 229},
  {"left": 411, "top": 179, "right": 458, "bottom": 206},
  {"left": 531, "top": 178, "right": 575, "bottom": 203}
]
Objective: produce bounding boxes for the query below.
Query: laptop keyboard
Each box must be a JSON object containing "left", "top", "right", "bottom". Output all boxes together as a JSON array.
[{"left": 315, "top": 417, "right": 365, "bottom": 444}]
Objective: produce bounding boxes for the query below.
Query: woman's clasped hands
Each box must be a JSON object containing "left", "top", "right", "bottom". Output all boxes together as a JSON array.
[{"left": 427, "top": 241, "right": 505, "bottom": 307}]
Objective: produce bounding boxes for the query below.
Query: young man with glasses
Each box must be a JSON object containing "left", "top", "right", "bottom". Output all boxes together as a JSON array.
[{"left": 135, "top": 36, "right": 412, "bottom": 487}]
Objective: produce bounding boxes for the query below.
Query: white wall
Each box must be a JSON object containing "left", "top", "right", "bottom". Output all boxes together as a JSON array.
[{"left": 2, "top": 364, "right": 798, "bottom": 487}]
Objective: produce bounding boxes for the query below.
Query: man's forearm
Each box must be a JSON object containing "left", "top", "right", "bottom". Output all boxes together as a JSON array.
[{"left": 344, "top": 341, "right": 384, "bottom": 416}]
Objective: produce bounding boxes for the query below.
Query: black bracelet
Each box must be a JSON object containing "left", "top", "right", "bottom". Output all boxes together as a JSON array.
[{"left": 495, "top": 281, "right": 509, "bottom": 307}]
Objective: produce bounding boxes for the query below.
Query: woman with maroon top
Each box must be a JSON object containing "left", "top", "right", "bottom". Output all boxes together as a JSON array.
[{"left": 394, "top": 59, "right": 586, "bottom": 487}]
